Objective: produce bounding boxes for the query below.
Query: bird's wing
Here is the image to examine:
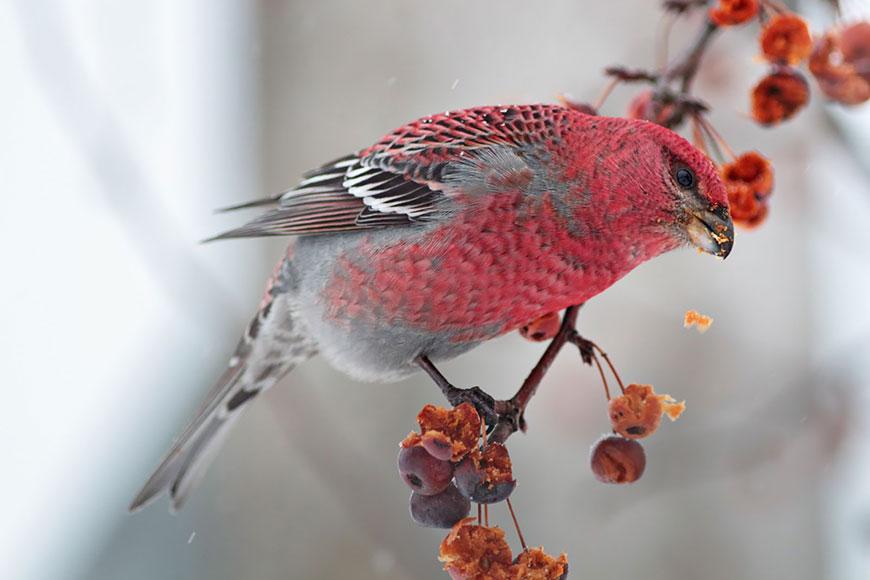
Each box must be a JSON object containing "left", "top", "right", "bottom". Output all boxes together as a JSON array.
[{"left": 208, "top": 104, "right": 570, "bottom": 240}]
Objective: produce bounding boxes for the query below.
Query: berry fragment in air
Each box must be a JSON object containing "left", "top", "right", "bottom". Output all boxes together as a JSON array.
[
  {"left": 590, "top": 435, "right": 646, "bottom": 484},
  {"left": 409, "top": 484, "right": 471, "bottom": 529},
  {"left": 398, "top": 445, "right": 454, "bottom": 496}
]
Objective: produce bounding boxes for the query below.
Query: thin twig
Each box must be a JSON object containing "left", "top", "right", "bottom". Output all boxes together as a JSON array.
[{"left": 506, "top": 498, "right": 527, "bottom": 551}]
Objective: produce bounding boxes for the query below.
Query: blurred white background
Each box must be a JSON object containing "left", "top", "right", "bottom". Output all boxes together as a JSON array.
[{"left": 2, "top": 1, "right": 869, "bottom": 579}]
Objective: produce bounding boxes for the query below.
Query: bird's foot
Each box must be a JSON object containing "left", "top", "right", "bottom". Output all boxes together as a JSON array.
[
  {"left": 570, "top": 332, "right": 595, "bottom": 366},
  {"left": 444, "top": 385, "right": 498, "bottom": 429}
]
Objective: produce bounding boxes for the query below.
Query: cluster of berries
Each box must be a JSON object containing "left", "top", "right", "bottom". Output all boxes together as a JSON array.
[
  {"left": 398, "top": 403, "right": 568, "bottom": 578},
  {"left": 398, "top": 403, "right": 516, "bottom": 529},
  {"left": 592, "top": 384, "right": 686, "bottom": 484},
  {"left": 710, "top": 0, "right": 869, "bottom": 123},
  {"left": 439, "top": 518, "right": 568, "bottom": 579}
]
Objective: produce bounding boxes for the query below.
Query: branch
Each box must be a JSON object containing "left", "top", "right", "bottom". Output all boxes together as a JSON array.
[{"left": 489, "top": 305, "right": 582, "bottom": 444}]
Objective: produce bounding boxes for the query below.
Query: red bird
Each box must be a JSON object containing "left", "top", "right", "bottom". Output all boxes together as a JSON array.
[{"left": 131, "top": 104, "right": 733, "bottom": 511}]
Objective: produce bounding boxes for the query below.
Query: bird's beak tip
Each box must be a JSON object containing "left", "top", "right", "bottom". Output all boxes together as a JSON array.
[{"left": 687, "top": 206, "right": 734, "bottom": 260}]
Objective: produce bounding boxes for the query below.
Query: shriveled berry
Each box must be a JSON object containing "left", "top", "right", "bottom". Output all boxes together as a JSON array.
[
  {"left": 590, "top": 435, "right": 646, "bottom": 484},
  {"left": 454, "top": 444, "right": 516, "bottom": 504},
  {"left": 751, "top": 67, "right": 810, "bottom": 126},
  {"left": 608, "top": 384, "right": 664, "bottom": 439},
  {"left": 420, "top": 430, "right": 454, "bottom": 461},
  {"left": 398, "top": 445, "right": 454, "bottom": 496},
  {"left": 439, "top": 518, "right": 513, "bottom": 578},
  {"left": 512, "top": 547, "right": 570, "bottom": 579},
  {"left": 409, "top": 484, "right": 471, "bottom": 529},
  {"left": 520, "top": 312, "right": 561, "bottom": 342}
]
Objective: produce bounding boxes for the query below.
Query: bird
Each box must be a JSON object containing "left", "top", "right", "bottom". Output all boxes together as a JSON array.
[{"left": 130, "top": 103, "right": 733, "bottom": 512}]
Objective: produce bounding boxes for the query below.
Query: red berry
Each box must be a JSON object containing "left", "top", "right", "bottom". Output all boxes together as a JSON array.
[
  {"left": 590, "top": 435, "right": 646, "bottom": 484},
  {"left": 398, "top": 445, "right": 454, "bottom": 496},
  {"left": 409, "top": 484, "right": 471, "bottom": 529},
  {"left": 519, "top": 312, "right": 561, "bottom": 342}
]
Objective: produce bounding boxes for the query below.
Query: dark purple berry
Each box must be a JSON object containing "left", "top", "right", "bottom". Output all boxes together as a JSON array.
[
  {"left": 409, "top": 484, "right": 471, "bottom": 529},
  {"left": 454, "top": 454, "right": 516, "bottom": 504},
  {"left": 398, "top": 445, "right": 454, "bottom": 495}
]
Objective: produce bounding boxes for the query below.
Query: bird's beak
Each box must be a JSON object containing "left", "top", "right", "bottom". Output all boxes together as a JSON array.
[{"left": 687, "top": 205, "right": 734, "bottom": 259}]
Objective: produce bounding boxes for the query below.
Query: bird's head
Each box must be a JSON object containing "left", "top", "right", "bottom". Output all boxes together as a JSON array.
[{"left": 638, "top": 120, "right": 734, "bottom": 259}]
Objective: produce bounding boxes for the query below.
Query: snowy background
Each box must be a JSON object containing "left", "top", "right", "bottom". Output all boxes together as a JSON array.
[{"left": 2, "top": 1, "right": 869, "bottom": 579}]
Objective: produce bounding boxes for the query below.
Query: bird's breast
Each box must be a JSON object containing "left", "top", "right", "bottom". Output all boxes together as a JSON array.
[{"left": 321, "top": 192, "right": 630, "bottom": 342}]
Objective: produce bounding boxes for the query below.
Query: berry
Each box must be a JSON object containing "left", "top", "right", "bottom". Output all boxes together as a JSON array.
[
  {"left": 520, "top": 312, "right": 561, "bottom": 342},
  {"left": 398, "top": 445, "right": 454, "bottom": 496},
  {"left": 751, "top": 67, "right": 810, "bottom": 126},
  {"left": 759, "top": 14, "right": 813, "bottom": 65},
  {"left": 439, "top": 518, "right": 513, "bottom": 578},
  {"left": 420, "top": 430, "right": 454, "bottom": 461},
  {"left": 513, "top": 548, "right": 570, "bottom": 579},
  {"left": 608, "top": 384, "right": 664, "bottom": 439},
  {"left": 809, "top": 22, "right": 870, "bottom": 106},
  {"left": 590, "top": 435, "right": 646, "bottom": 484},
  {"left": 409, "top": 484, "right": 471, "bottom": 529},
  {"left": 709, "top": 0, "right": 758, "bottom": 27},
  {"left": 454, "top": 444, "right": 516, "bottom": 504}
]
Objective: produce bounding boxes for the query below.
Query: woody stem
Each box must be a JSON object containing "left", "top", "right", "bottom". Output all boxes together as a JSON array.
[{"left": 489, "top": 304, "right": 582, "bottom": 444}]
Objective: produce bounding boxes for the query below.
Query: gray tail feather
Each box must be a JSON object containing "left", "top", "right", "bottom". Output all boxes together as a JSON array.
[
  {"left": 129, "top": 362, "right": 251, "bottom": 513},
  {"left": 130, "top": 293, "right": 317, "bottom": 512}
]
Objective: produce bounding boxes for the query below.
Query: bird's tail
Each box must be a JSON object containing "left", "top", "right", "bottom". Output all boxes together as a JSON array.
[{"left": 129, "top": 292, "right": 317, "bottom": 512}]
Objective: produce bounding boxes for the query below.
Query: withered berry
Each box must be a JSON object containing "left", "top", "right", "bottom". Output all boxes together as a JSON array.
[
  {"left": 590, "top": 435, "right": 646, "bottom": 484},
  {"left": 398, "top": 445, "right": 454, "bottom": 496},
  {"left": 409, "top": 484, "right": 471, "bottom": 529},
  {"left": 810, "top": 22, "right": 870, "bottom": 106},
  {"left": 709, "top": 0, "right": 758, "bottom": 27},
  {"left": 513, "top": 548, "right": 570, "bottom": 579},
  {"left": 760, "top": 13, "right": 813, "bottom": 65},
  {"left": 439, "top": 518, "right": 514, "bottom": 578},
  {"left": 751, "top": 68, "right": 810, "bottom": 126},
  {"left": 608, "top": 384, "right": 664, "bottom": 439}
]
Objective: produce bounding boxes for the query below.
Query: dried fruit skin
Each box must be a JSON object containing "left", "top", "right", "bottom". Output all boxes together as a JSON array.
[
  {"left": 760, "top": 14, "right": 813, "bottom": 65},
  {"left": 439, "top": 518, "right": 514, "bottom": 579},
  {"left": 512, "top": 547, "right": 570, "bottom": 579},
  {"left": 810, "top": 22, "right": 870, "bottom": 105},
  {"left": 709, "top": 0, "right": 758, "bottom": 27},
  {"left": 751, "top": 68, "right": 810, "bottom": 126},
  {"left": 520, "top": 312, "right": 561, "bottom": 342},
  {"left": 608, "top": 384, "right": 664, "bottom": 439},
  {"left": 454, "top": 444, "right": 516, "bottom": 503},
  {"left": 398, "top": 445, "right": 454, "bottom": 496},
  {"left": 590, "top": 435, "right": 646, "bottom": 484},
  {"left": 415, "top": 403, "right": 482, "bottom": 461},
  {"left": 409, "top": 484, "right": 471, "bottom": 529}
]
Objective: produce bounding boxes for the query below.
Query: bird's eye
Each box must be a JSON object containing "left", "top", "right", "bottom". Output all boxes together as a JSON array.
[{"left": 675, "top": 167, "right": 695, "bottom": 189}]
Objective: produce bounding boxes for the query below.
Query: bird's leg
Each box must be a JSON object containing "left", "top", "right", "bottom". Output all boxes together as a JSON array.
[
  {"left": 415, "top": 355, "right": 498, "bottom": 427},
  {"left": 488, "top": 305, "right": 583, "bottom": 444}
]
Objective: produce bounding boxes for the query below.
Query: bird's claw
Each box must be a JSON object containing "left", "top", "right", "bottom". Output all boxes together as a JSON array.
[{"left": 446, "top": 386, "right": 498, "bottom": 430}]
